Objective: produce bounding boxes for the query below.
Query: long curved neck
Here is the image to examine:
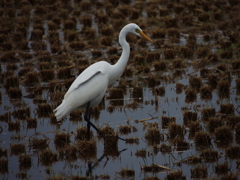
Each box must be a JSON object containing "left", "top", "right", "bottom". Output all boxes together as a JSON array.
[{"left": 109, "top": 28, "right": 130, "bottom": 85}]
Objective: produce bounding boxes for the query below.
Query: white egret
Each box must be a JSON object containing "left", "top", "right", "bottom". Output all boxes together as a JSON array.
[{"left": 54, "top": 23, "right": 152, "bottom": 140}]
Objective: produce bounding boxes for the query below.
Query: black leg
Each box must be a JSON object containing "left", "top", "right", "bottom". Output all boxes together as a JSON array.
[
  {"left": 84, "top": 102, "right": 125, "bottom": 141},
  {"left": 115, "top": 135, "right": 125, "bottom": 141},
  {"left": 85, "top": 102, "right": 91, "bottom": 140},
  {"left": 87, "top": 119, "right": 91, "bottom": 140},
  {"left": 84, "top": 102, "right": 105, "bottom": 139},
  {"left": 87, "top": 161, "right": 92, "bottom": 176}
]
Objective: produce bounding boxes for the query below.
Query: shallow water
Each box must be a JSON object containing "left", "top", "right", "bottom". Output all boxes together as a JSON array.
[
  {"left": 1, "top": 66, "right": 239, "bottom": 179},
  {"left": 1, "top": 0, "right": 240, "bottom": 180}
]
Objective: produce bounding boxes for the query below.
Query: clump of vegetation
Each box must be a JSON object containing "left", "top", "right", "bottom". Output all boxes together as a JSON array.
[
  {"left": 37, "top": 103, "right": 53, "bottom": 117},
  {"left": 200, "top": 85, "right": 212, "bottom": 99},
  {"left": 76, "top": 126, "right": 93, "bottom": 140},
  {"left": 76, "top": 140, "right": 97, "bottom": 158},
  {"left": 4, "top": 75, "right": 19, "bottom": 90},
  {"left": 151, "top": 28, "right": 165, "bottom": 39},
  {"left": 142, "top": 164, "right": 170, "bottom": 173},
  {"left": 217, "top": 80, "right": 230, "bottom": 98},
  {"left": 10, "top": 144, "right": 26, "bottom": 155},
  {"left": 207, "top": 117, "right": 223, "bottom": 133},
  {"left": 107, "top": 88, "right": 124, "bottom": 99},
  {"left": 164, "top": 49, "right": 176, "bottom": 59},
  {"left": 145, "top": 127, "right": 162, "bottom": 144},
  {"left": 119, "top": 125, "right": 136, "bottom": 135},
  {"left": 57, "top": 67, "right": 73, "bottom": 79},
  {"left": 0, "top": 148, "right": 7, "bottom": 157},
  {"left": 8, "top": 121, "right": 20, "bottom": 132},
  {"left": 208, "top": 74, "right": 218, "bottom": 89},
  {"left": 200, "top": 149, "right": 219, "bottom": 162},
  {"left": 40, "top": 149, "right": 58, "bottom": 166},
  {"left": 235, "top": 123, "right": 240, "bottom": 142},
  {"left": 215, "top": 161, "right": 228, "bottom": 175},
  {"left": 225, "top": 146, "right": 240, "bottom": 159},
  {"left": 168, "top": 122, "right": 185, "bottom": 139},
  {"left": 135, "top": 148, "right": 146, "bottom": 158},
  {"left": 183, "top": 156, "right": 202, "bottom": 164},
  {"left": 100, "top": 125, "right": 119, "bottom": 155},
  {"left": 125, "top": 137, "right": 139, "bottom": 144},
  {"left": 54, "top": 132, "right": 71, "bottom": 149},
  {"left": 0, "top": 158, "right": 8, "bottom": 173},
  {"left": 117, "top": 168, "right": 135, "bottom": 178},
  {"left": 171, "top": 137, "right": 189, "bottom": 151},
  {"left": 147, "top": 75, "right": 160, "bottom": 87},
  {"left": 191, "top": 166, "right": 207, "bottom": 179},
  {"left": 219, "top": 103, "right": 234, "bottom": 115},
  {"left": 194, "top": 131, "right": 211, "bottom": 148},
  {"left": 31, "top": 138, "right": 48, "bottom": 149},
  {"left": 214, "top": 125, "right": 233, "bottom": 144},
  {"left": 185, "top": 88, "right": 196, "bottom": 102},
  {"left": 19, "top": 154, "right": 31, "bottom": 170},
  {"left": 176, "top": 83, "right": 184, "bottom": 94},
  {"left": 26, "top": 118, "right": 37, "bottom": 129},
  {"left": 189, "top": 121, "right": 202, "bottom": 138},
  {"left": 172, "top": 58, "right": 184, "bottom": 68},
  {"left": 183, "top": 111, "right": 197, "bottom": 125},
  {"left": 162, "top": 116, "right": 176, "bottom": 129},
  {"left": 154, "top": 87, "right": 165, "bottom": 96},
  {"left": 159, "top": 143, "right": 171, "bottom": 154},
  {"left": 189, "top": 76, "right": 202, "bottom": 90},
  {"left": 201, "top": 108, "right": 215, "bottom": 121},
  {"left": 166, "top": 171, "right": 186, "bottom": 180},
  {"left": 179, "top": 46, "right": 193, "bottom": 59},
  {"left": 7, "top": 87, "right": 22, "bottom": 99},
  {"left": 146, "top": 52, "right": 161, "bottom": 63},
  {"left": 220, "top": 173, "right": 238, "bottom": 180},
  {"left": 23, "top": 71, "right": 39, "bottom": 84},
  {"left": 200, "top": 68, "right": 210, "bottom": 78},
  {"left": 154, "top": 61, "right": 166, "bottom": 71}
]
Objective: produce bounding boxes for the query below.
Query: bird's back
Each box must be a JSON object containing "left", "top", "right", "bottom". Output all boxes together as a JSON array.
[
  {"left": 65, "top": 61, "right": 111, "bottom": 99},
  {"left": 54, "top": 61, "right": 111, "bottom": 120}
]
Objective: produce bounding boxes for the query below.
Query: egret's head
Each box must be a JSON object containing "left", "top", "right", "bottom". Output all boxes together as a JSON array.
[{"left": 127, "top": 23, "right": 153, "bottom": 43}]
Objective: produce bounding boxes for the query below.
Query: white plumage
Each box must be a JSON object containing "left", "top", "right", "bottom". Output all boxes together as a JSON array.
[{"left": 54, "top": 23, "right": 152, "bottom": 121}]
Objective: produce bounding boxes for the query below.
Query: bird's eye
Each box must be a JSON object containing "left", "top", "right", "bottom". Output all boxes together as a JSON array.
[{"left": 135, "top": 29, "right": 141, "bottom": 34}]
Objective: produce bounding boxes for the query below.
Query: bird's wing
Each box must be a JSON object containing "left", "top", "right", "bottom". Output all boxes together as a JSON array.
[
  {"left": 64, "top": 61, "right": 107, "bottom": 99},
  {"left": 64, "top": 69, "right": 102, "bottom": 99},
  {"left": 62, "top": 70, "right": 108, "bottom": 110},
  {"left": 74, "top": 71, "right": 102, "bottom": 91}
]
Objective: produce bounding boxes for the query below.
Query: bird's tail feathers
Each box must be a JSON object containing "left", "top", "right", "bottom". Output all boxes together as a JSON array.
[{"left": 54, "top": 101, "right": 71, "bottom": 121}]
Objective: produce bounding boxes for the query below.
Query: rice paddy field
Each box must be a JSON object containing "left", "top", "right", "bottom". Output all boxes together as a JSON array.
[{"left": 0, "top": 0, "right": 240, "bottom": 179}]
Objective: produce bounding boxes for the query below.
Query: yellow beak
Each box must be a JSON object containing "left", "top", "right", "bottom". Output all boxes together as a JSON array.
[{"left": 139, "top": 31, "right": 153, "bottom": 43}]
